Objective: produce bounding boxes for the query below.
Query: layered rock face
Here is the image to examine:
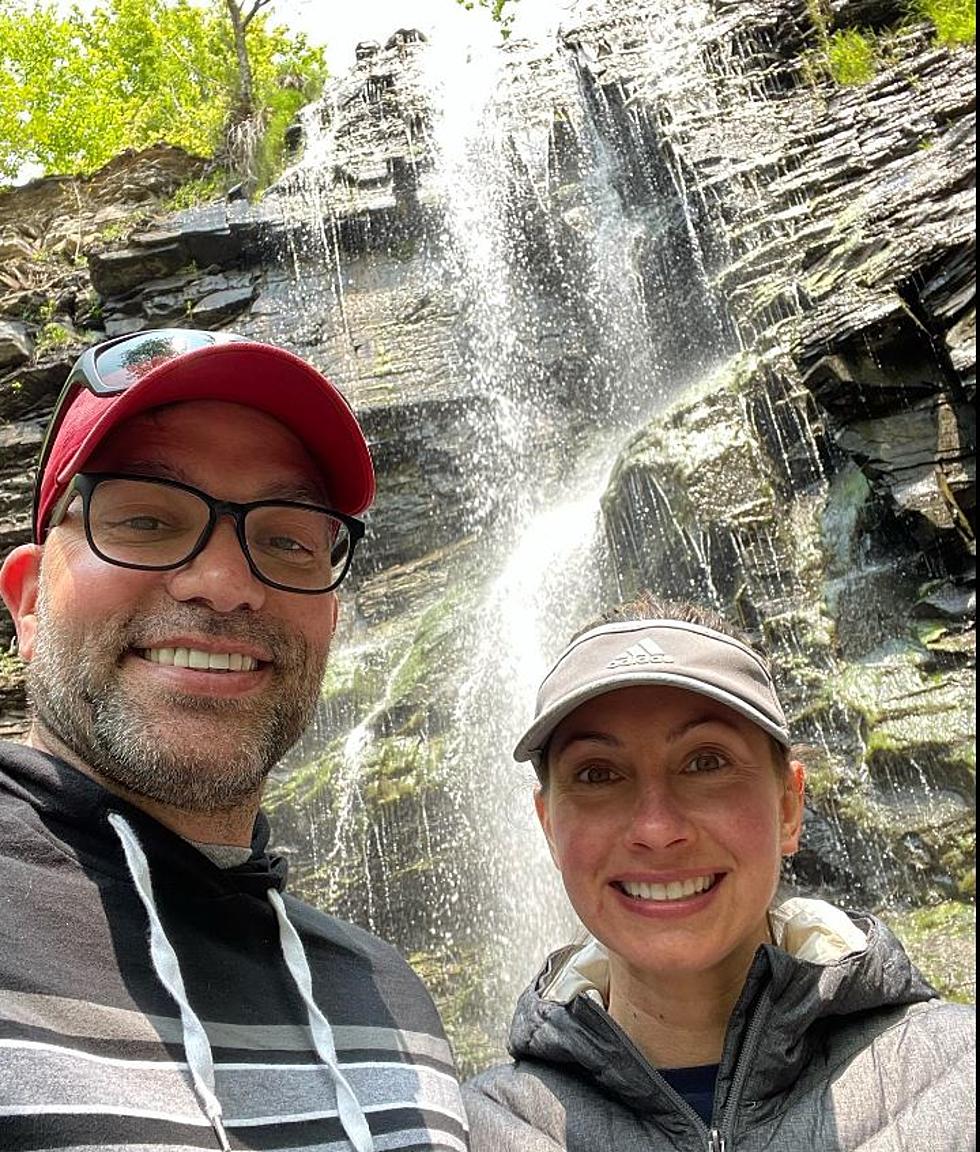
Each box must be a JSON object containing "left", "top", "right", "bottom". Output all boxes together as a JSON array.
[{"left": 0, "top": 0, "right": 974, "bottom": 1064}]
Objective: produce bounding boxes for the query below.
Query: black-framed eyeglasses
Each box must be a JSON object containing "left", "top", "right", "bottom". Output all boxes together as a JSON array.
[
  {"left": 50, "top": 472, "right": 365, "bottom": 595},
  {"left": 33, "top": 329, "right": 247, "bottom": 541}
]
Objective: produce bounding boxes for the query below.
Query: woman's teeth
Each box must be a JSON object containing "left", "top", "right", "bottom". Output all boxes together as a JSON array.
[{"left": 619, "top": 875, "right": 716, "bottom": 902}]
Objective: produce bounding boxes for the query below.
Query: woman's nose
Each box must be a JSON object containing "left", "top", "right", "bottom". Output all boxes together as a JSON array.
[{"left": 626, "top": 777, "right": 693, "bottom": 850}]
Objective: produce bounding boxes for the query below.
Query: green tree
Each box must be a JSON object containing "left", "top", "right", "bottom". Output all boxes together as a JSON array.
[
  {"left": 0, "top": 0, "right": 326, "bottom": 186},
  {"left": 223, "top": 0, "right": 269, "bottom": 120}
]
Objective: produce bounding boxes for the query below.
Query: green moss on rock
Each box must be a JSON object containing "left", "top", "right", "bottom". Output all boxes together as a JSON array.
[
  {"left": 409, "top": 946, "right": 500, "bottom": 1078},
  {"left": 884, "top": 900, "right": 976, "bottom": 1003}
]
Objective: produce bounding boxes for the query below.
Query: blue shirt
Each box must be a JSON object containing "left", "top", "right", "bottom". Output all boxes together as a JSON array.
[{"left": 660, "top": 1063, "right": 719, "bottom": 1126}]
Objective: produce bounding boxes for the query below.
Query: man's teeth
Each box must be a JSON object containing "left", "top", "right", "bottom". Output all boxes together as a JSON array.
[
  {"left": 143, "top": 647, "right": 259, "bottom": 672},
  {"left": 620, "top": 875, "right": 715, "bottom": 902}
]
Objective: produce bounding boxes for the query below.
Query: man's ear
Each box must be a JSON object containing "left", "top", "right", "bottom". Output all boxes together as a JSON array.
[
  {"left": 0, "top": 544, "right": 43, "bottom": 661},
  {"left": 780, "top": 759, "right": 806, "bottom": 855},
  {"left": 534, "top": 786, "right": 561, "bottom": 870}
]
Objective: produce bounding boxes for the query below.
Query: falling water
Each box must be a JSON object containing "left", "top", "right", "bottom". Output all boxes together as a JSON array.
[
  {"left": 410, "top": 12, "right": 758, "bottom": 1030},
  {"left": 259, "top": 0, "right": 975, "bottom": 1062}
]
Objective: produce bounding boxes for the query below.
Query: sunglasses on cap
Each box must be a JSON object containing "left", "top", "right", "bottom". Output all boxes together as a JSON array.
[{"left": 32, "top": 328, "right": 247, "bottom": 539}]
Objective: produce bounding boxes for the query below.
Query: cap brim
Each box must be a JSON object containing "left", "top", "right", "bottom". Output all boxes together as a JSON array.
[
  {"left": 56, "top": 343, "right": 374, "bottom": 515},
  {"left": 514, "top": 671, "right": 792, "bottom": 765}
]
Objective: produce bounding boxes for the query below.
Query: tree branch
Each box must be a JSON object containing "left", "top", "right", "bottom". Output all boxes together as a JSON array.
[{"left": 242, "top": 0, "right": 273, "bottom": 30}]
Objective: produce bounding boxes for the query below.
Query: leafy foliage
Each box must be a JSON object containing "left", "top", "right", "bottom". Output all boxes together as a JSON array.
[
  {"left": 825, "top": 28, "right": 879, "bottom": 83},
  {"left": 454, "top": 0, "right": 517, "bottom": 35},
  {"left": 908, "top": 0, "right": 976, "bottom": 44},
  {"left": 0, "top": 0, "right": 326, "bottom": 185},
  {"left": 804, "top": 0, "right": 975, "bottom": 91}
]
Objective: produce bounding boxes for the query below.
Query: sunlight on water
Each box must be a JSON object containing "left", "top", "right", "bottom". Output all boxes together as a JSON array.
[{"left": 259, "top": 0, "right": 974, "bottom": 1058}]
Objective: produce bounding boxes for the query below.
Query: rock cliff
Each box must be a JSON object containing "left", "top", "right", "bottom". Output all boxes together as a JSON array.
[{"left": 0, "top": 0, "right": 974, "bottom": 1064}]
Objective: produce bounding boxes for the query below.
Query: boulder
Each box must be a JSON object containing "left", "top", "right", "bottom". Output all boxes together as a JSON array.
[{"left": 0, "top": 321, "right": 31, "bottom": 371}]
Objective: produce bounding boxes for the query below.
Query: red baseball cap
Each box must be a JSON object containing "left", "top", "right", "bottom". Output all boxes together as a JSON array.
[{"left": 34, "top": 329, "right": 375, "bottom": 542}]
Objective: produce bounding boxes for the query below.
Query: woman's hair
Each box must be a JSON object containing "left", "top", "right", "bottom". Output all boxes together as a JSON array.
[{"left": 537, "top": 592, "right": 790, "bottom": 785}]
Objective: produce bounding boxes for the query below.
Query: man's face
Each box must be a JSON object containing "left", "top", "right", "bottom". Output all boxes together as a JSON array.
[{"left": 6, "top": 400, "right": 339, "bottom": 812}]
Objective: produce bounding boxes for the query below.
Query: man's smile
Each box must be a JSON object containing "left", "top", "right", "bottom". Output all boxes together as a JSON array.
[{"left": 140, "top": 646, "right": 264, "bottom": 672}]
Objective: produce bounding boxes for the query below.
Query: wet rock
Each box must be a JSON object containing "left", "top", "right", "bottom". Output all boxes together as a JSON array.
[
  {"left": 89, "top": 242, "right": 190, "bottom": 298},
  {"left": 912, "top": 579, "right": 976, "bottom": 620},
  {"left": 265, "top": 33, "right": 434, "bottom": 232},
  {"left": 386, "top": 29, "right": 427, "bottom": 49},
  {"left": 602, "top": 355, "right": 817, "bottom": 616},
  {"left": 354, "top": 537, "right": 478, "bottom": 624},
  {"left": 834, "top": 391, "right": 975, "bottom": 532},
  {"left": 0, "top": 322, "right": 32, "bottom": 371},
  {"left": 191, "top": 284, "right": 257, "bottom": 326},
  {"left": 179, "top": 224, "right": 244, "bottom": 269},
  {"left": 0, "top": 354, "right": 74, "bottom": 422},
  {"left": 829, "top": 0, "right": 906, "bottom": 29}
]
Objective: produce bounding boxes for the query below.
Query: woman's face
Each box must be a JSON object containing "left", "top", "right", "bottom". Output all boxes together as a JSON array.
[{"left": 536, "top": 685, "right": 804, "bottom": 986}]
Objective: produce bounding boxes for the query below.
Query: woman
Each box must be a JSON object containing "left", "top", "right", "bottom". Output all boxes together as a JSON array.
[{"left": 465, "top": 597, "right": 975, "bottom": 1151}]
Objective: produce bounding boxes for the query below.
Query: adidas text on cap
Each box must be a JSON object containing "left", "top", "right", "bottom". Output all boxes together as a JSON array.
[{"left": 513, "top": 619, "right": 791, "bottom": 767}]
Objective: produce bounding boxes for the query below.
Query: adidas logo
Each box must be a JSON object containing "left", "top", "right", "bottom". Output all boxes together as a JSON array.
[{"left": 607, "top": 637, "right": 676, "bottom": 668}]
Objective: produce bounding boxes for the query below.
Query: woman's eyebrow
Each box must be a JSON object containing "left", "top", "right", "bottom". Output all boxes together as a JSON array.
[
  {"left": 551, "top": 730, "right": 621, "bottom": 757},
  {"left": 664, "top": 715, "right": 744, "bottom": 742}
]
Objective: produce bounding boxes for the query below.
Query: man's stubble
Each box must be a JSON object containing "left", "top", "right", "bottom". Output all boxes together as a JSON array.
[{"left": 28, "top": 578, "right": 329, "bottom": 813}]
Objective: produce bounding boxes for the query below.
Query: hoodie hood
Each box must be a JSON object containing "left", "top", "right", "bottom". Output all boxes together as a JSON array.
[{"left": 0, "top": 739, "right": 288, "bottom": 898}]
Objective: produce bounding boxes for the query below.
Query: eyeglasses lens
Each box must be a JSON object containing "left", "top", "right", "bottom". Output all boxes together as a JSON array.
[
  {"left": 244, "top": 505, "right": 351, "bottom": 590},
  {"left": 88, "top": 478, "right": 350, "bottom": 592}
]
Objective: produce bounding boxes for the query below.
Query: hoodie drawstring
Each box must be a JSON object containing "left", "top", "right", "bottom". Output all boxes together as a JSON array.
[
  {"left": 268, "top": 888, "right": 375, "bottom": 1152},
  {"left": 108, "top": 813, "right": 231, "bottom": 1151},
  {"left": 109, "top": 814, "right": 374, "bottom": 1152}
]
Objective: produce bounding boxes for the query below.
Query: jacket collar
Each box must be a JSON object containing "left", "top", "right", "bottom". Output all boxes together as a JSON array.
[
  {"left": 509, "top": 897, "right": 937, "bottom": 1114},
  {"left": 540, "top": 897, "right": 871, "bottom": 1007}
]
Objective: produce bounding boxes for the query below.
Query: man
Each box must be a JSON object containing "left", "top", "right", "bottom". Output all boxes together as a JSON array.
[{"left": 0, "top": 329, "right": 468, "bottom": 1152}]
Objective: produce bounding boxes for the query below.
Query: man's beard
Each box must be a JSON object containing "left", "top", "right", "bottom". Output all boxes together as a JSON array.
[{"left": 28, "top": 580, "right": 329, "bottom": 813}]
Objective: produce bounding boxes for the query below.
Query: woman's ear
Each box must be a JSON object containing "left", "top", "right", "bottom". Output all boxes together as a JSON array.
[
  {"left": 534, "top": 786, "right": 561, "bottom": 870},
  {"left": 0, "top": 544, "right": 42, "bottom": 661},
  {"left": 780, "top": 760, "right": 806, "bottom": 855}
]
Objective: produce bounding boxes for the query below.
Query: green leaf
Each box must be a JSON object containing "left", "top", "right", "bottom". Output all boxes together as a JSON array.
[{"left": 0, "top": 0, "right": 326, "bottom": 184}]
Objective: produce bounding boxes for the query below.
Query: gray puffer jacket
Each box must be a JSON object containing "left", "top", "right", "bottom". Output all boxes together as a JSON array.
[{"left": 465, "top": 898, "right": 975, "bottom": 1151}]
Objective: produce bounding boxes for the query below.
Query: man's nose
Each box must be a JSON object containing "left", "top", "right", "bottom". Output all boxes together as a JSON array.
[{"left": 164, "top": 517, "right": 266, "bottom": 613}]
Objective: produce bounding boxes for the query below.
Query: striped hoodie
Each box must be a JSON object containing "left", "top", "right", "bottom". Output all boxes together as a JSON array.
[{"left": 0, "top": 742, "right": 468, "bottom": 1151}]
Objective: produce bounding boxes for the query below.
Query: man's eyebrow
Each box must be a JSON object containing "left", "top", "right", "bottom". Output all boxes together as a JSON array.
[
  {"left": 115, "top": 460, "right": 183, "bottom": 481},
  {"left": 259, "top": 481, "right": 331, "bottom": 504},
  {"left": 106, "top": 463, "right": 329, "bottom": 504}
]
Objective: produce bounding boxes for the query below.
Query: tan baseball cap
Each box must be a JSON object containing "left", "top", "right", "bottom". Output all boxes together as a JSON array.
[{"left": 514, "top": 619, "right": 791, "bottom": 767}]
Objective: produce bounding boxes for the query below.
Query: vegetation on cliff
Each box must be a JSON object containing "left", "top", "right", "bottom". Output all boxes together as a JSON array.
[
  {"left": 455, "top": 0, "right": 515, "bottom": 30},
  {"left": 805, "top": 0, "right": 975, "bottom": 86},
  {"left": 913, "top": 0, "right": 976, "bottom": 45},
  {"left": 0, "top": 0, "right": 326, "bottom": 189}
]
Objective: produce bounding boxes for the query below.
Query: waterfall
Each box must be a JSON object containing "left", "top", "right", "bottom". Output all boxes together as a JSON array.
[{"left": 259, "top": 0, "right": 976, "bottom": 1065}]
